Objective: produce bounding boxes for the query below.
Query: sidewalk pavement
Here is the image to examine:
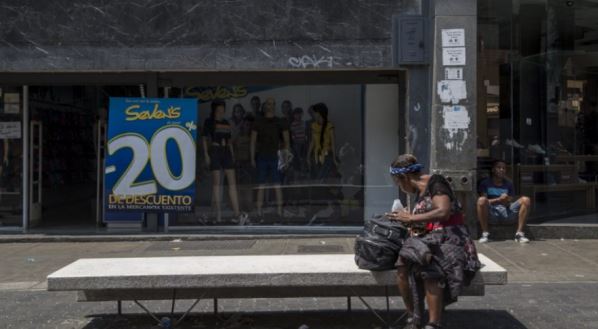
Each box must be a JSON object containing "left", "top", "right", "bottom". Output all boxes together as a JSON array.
[
  {"left": 1, "top": 237, "right": 598, "bottom": 288},
  {"left": 1, "top": 237, "right": 597, "bottom": 328}
]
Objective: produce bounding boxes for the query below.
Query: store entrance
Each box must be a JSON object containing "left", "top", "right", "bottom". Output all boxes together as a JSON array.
[{"left": 28, "top": 86, "right": 139, "bottom": 229}]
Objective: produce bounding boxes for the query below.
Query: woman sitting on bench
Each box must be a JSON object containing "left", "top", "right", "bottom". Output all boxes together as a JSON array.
[{"left": 385, "top": 154, "right": 480, "bottom": 329}]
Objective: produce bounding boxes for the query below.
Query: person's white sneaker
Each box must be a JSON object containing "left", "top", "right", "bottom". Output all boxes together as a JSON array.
[
  {"left": 506, "top": 139, "right": 524, "bottom": 148},
  {"left": 528, "top": 144, "right": 546, "bottom": 155},
  {"left": 479, "top": 232, "right": 490, "bottom": 243},
  {"left": 491, "top": 136, "right": 500, "bottom": 146},
  {"left": 515, "top": 232, "right": 530, "bottom": 243}
]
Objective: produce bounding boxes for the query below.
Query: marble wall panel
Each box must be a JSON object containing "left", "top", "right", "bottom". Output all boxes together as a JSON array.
[{"left": 0, "top": 0, "right": 421, "bottom": 71}]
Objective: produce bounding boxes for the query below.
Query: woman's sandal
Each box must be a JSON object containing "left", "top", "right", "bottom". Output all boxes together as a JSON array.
[
  {"left": 424, "top": 322, "right": 442, "bottom": 329},
  {"left": 402, "top": 316, "right": 423, "bottom": 329}
]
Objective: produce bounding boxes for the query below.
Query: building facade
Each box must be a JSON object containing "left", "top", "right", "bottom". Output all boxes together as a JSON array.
[{"left": 0, "top": 0, "right": 595, "bottom": 233}]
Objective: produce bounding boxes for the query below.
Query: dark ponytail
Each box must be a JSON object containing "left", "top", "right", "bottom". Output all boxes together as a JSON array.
[{"left": 313, "top": 103, "right": 329, "bottom": 147}]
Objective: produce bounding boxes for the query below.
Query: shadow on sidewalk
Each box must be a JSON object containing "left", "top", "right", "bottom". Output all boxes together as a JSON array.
[{"left": 81, "top": 309, "right": 528, "bottom": 329}]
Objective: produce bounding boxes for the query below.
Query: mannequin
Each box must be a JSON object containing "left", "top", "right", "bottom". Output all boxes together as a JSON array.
[
  {"left": 308, "top": 103, "right": 338, "bottom": 181},
  {"left": 250, "top": 97, "right": 290, "bottom": 220},
  {"left": 202, "top": 100, "right": 247, "bottom": 224}
]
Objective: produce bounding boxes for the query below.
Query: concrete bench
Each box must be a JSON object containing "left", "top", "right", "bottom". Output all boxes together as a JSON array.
[{"left": 47, "top": 253, "right": 506, "bottom": 327}]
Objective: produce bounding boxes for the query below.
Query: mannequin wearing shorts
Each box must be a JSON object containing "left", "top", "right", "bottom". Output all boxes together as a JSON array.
[{"left": 203, "top": 100, "right": 246, "bottom": 224}]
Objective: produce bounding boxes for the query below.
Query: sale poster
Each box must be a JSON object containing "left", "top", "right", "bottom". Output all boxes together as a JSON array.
[{"left": 104, "top": 97, "right": 197, "bottom": 216}]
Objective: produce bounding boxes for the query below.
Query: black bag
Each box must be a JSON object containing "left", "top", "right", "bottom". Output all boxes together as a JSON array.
[{"left": 354, "top": 216, "right": 408, "bottom": 271}]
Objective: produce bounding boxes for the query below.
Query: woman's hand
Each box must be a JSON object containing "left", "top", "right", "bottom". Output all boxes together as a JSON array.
[{"left": 385, "top": 210, "right": 412, "bottom": 223}]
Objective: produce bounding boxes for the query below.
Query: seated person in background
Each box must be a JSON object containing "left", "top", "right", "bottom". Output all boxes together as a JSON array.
[{"left": 477, "top": 159, "right": 531, "bottom": 243}]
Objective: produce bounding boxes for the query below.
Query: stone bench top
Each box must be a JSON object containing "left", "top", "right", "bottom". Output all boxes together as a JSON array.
[{"left": 47, "top": 254, "right": 506, "bottom": 292}]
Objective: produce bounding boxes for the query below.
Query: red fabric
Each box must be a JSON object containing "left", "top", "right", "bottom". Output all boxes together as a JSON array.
[{"left": 426, "top": 212, "right": 464, "bottom": 231}]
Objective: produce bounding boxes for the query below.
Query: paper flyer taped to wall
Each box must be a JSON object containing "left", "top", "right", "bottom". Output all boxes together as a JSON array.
[{"left": 437, "top": 80, "right": 467, "bottom": 104}]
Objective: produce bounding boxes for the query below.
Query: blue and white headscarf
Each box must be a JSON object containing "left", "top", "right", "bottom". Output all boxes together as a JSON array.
[{"left": 389, "top": 163, "right": 424, "bottom": 176}]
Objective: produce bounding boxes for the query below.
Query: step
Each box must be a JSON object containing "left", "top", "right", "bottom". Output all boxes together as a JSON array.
[
  {"left": 480, "top": 219, "right": 598, "bottom": 240},
  {"left": 527, "top": 224, "right": 598, "bottom": 239}
]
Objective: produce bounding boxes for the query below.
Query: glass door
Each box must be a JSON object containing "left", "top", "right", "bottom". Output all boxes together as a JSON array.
[
  {"left": 0, "top": 86, "right": 24, "bottom": 229},
  {"left": 29, "top": 120, "right": 42, "bottom": 226},
  {"left": 95, "top": 118, "right": 106, "bottom": 226}
]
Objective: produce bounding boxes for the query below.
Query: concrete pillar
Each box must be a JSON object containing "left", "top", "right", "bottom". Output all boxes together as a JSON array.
[
  {"left": 430, "top": 0, "right": 478, "bottom": 230},
  {"left": 401, "top": 1, "right": 432, "bottom": 170}
]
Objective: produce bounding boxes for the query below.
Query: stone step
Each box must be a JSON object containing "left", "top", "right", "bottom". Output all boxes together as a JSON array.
[
  {"left": 527, "top": 224, "right": 598, "bottom": 240},
  {"left": 480, "top": 223, "right": 598, "bottom": 240}
]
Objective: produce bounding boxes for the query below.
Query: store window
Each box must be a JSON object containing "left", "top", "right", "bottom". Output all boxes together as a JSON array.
[
  {"left": 478, "top": 0, "right": 598, "bottom": 220},
  {"left": 16, "top": 80, "right": 398, "bottom": 232},
  {"left": 170, "top": 85, "right": 367, "bottom": 227}
]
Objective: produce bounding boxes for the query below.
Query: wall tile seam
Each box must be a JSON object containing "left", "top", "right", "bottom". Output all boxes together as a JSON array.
[{"left": 433, "top": 15, "right": 477, "bottom": 17}]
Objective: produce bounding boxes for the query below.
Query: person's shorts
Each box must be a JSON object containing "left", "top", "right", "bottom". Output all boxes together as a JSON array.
[
  {"left": 488, "top": 200, "right": 521, "bottom": 224},
  {"left": 256, "top": 155, "right": 282, "bottom": 185},
  {"left": 209, "top": 146, "right": 234, "bottom": 171}
]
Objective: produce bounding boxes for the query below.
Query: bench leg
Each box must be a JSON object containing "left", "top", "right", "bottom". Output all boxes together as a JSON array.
[
  {"left": 171, "top": 289, "right": 177, "bottom": 315},
  {"left": 173, "top": 298, "right": 202, "bottom": 327},
  {"left": 349, "top": 287, "right": 406, "bottom": 329},
  {"left": 117, "top": 300, "right": 122, "bottom": 316},
  {"left": 213, "top": 298, "right": 218, "bottom": 316},
  {"left": 354, "top": 294, "right": 390, "bottom": 327},
  {"left": 132, "top": 293, "right": 206, "bottom": 328},
  {"left": 384, "top": 286, "right": 390, "bottom": 323},
  {"left": 347, "top": 297, "right": 351, "bottom": 313},
  {"left": 133, "top": 300, "right": 162, "bottom": 325}
]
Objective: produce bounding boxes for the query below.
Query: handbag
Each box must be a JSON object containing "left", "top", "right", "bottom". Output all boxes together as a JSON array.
[{"left": 354, "top": 216, "right": 408, "bottom": 271}]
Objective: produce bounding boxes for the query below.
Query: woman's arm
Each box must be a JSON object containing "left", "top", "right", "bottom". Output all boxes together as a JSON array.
[
  {"left": 409, "top": 194, "right": 451, "bottom": 222},
  {"left": 307, "top": 137, "right": 314, "bottom": 168},
  {"left": 250, "top": 130, "right": 257, "bottom": 167},
  {"left": 229, "top": 143, "right": 235, "bottom": 163},
  {"left": 202, "top": 136, "right": 210, "bottom": 167},
  {"left": 330, "top": 127, "right": 338, "bottom": 166},
  {"left": 282, "top": 130, "right": 290, "bottom": 150},
  {"left": 387, "top": 194, "right": 451, "bottom": 223}
]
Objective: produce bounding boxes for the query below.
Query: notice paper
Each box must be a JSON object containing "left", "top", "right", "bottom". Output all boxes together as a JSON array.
[
  {"left": 442, "top": 29, "right": 465, "bottom": 47},
  {"left": 442, "top": 47, "right": 466, "bottom": 66},
  {"left": 443, "top": 105, "right": 470, "bottom": 130},
  {"left": 0, "top": 122, "right": 21, "bottom": 139},
  {"left": 437, "top": 80, "right": 467, "bottom": 104}
]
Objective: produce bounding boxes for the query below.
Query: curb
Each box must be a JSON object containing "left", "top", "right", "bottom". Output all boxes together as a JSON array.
[{"left": 0, "top": 233, "right": 358, "bottom": 244}]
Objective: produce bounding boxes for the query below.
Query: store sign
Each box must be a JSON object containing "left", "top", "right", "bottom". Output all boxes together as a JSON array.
[
  {"left": 104, "top": 98, "right": 197, "bottom": 214},
  {"left": 185, "top": 86, "right": 248, "bottom": 101}
]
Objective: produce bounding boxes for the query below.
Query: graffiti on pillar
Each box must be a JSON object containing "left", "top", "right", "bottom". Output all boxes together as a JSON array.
[
  {"left": 288, "top": 55, "right": 337, "bottom": 68},
  {"left": 407, "top": 123, "right": 419, "bottom": 153},
  {"left": 414, "top": 102, "right": 421, "bottom": 112},
  {"left": 442, "top": 105, "right": 470, "bottom": 152}
]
